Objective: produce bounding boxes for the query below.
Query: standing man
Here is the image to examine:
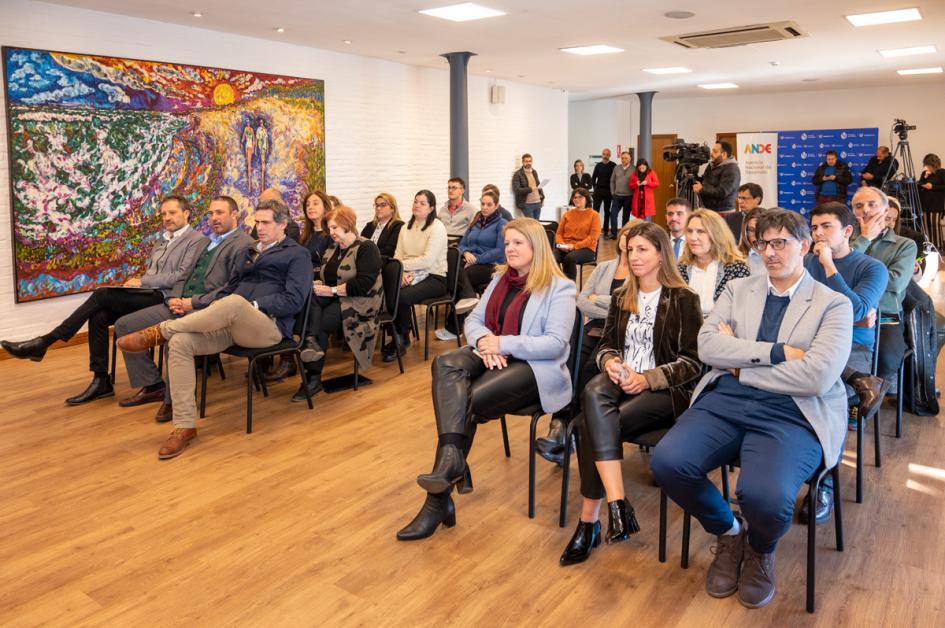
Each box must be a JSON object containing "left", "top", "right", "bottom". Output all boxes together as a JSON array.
[
  {"left": 118, "top": 199, "right": 313, "bottom": 460},
  {"left": 608, "top": 150, "right": 634, "bottom": 235},
  {"left": 860, "top": 146, "right": 898, "bottom": 188},
  {"left": 665, "top": 197, "right": 692, "bottom": 259},
  {"left": 1, "top": 196, "right": 206, "bottom": 405},
  {"left": 693, "top": 142, "right": 741, "bottom": 213},
  {"left": 726, "top": 183, "right": 765, "bottom": 238},
  {"left": 591, "top": 148, "right": 617, "bottom": 238},
  {"left": 512, "top": 153, "right": 545, "bottom": 219},
  {"left": 114, "top": 196, "right": 256, "bottom": 421},
  {"left": 812, "top": 150, "right": 853, "bottom": 205},
  {"left": 652, "top": 209, "right": 852, "bottom": 609},
  {"left": 438, "top": 177, "right": 477, "bottom": 242}
]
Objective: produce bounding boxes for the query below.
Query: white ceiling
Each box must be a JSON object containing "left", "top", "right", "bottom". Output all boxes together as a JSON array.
[{"left": 43, "top": 0, "right": 945, "bottom": 100}]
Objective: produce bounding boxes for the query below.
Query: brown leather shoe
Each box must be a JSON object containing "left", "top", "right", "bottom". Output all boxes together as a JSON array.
[
  {"left": 118, "top": 386, "right": 166, "bottom": 407},
  {"left": 264, "top": 358, "right": 292, "bottom": 382},
  {"left": 706, "top": 516, "right": 746, "bottom": 598},
  {"left": 158, "top": 428, "right": 196, "bottom": 460},
  {"left": 118, "top": 324, "right": 165, "bottom": 353},
  {"left": 851, "top": 374, "right": 892, "bottom": 418},
  {"left": 154, "top": 402, "right": 173, "bottom": 423}
]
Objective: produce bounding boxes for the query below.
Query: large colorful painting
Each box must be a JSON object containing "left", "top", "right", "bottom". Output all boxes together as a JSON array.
[{"left": 2, "top": 47, "right": 325, "bottom": 302}]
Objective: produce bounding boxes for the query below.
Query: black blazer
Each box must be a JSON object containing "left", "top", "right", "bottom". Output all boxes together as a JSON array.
[
  {"left": 595, "top": 285, "right": 703, "bottom": 418},
  {"left": 570, "top": 172, "right": 592, "bottom": 191},
  {"left": 360, "top": 219, "right": 405, "bottom": 259},
  {"left": 812, "top": 160, "right": 853, "bottom": 198}
]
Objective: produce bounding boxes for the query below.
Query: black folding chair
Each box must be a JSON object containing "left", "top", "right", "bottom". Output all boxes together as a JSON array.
[
  {"left": 378, "top": 258, "right": 406, "bottom": 375},
  {"left": 853, "top": 319, "right": 883, "bottom": 503},
  {"left": 419, "top": 247, "right": 463, "bottom": 360}
]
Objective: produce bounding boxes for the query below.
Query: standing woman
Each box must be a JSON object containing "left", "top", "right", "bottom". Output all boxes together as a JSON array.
[
  {"left": 628, "top": 159, "right": 660, "bottom": 222},
  {"left": 678, "top": 209, "right": 751, "bottom": 317},
  {"left": 919, "top": 153, "right": 945, "bottom": 250},
  {"left": 386, "top": 190, "right": 449, "bottom": 361},
  {"left": 560, "top": 222, "right": 702, "bottom": 565},
  {"left": 397, "top": 218, "right": 576, "bottom": 541},
  {"left": 571, "top": 160, "right": 592, "bottom": 191},
  {"left": 554, "top": 188, "right": 602, "bottom": 281},
  {"left": 738, "top": 207, "right": 769, "bottom": 276},
  {"left": 361, "top": 192, "right": 405, "bottom": 259}
]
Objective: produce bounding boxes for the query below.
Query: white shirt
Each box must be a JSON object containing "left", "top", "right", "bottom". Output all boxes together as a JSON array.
[
  {"left": 688, "top": 260, "right": 719, "bottom": 317},
  {"left": 748, "top": 249, "right": 766, "bottom": 276},
  {"left": 622, "top": 287, "right": 661, "bottom": 372},
  {"left": 163, "top": 224, "right": 191, "bottom": 241},
  {"left": 257, "top": 237, "right": 284, "bottom": 253},
  {"left": 371, "top": 220, "right": 389, "bottom": 244},
  {"left": 767, "top": 269, "right": 806, "bottom": 299}
]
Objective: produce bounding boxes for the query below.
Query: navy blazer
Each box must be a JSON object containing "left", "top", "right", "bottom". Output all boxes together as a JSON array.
[{"left": 220, "top": 238, "right": 314, "bottom": 339}]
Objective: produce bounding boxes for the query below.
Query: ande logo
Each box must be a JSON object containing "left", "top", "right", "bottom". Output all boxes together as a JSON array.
[{"left": 744, "top": 143, "right": 772, "bottom": 154}]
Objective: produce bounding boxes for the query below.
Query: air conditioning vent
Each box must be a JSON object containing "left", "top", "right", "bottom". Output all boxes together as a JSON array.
[{"left": 661, "top": 21, "right": 808, "bottom": 49}]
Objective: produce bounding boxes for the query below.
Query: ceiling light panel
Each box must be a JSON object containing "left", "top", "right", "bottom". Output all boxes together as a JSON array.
[
  {"left": 560, "top": 45, "right": 624, "bottom": 56},
  {"left": 897, "top": 67, "right": 943, "bottom": 75},
  {"left": 419, "top": 3, "right": 506, "bottom": 22},
  {"left": 846, "top": 8, "right": 921, "bottom": 27},
  {"left": 698, "top": 82, "right": 739, "bottom": 89},
  {"left": 879, "top": 45, "right": 936, "bottom": 58},
  {"left": 643, "top": 67, "right": 692, "bottom": 74}
]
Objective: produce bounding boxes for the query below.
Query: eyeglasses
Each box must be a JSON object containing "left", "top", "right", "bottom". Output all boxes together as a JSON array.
[
  {"left": 374, "top": 201, "right": 390, "bottom": 208},
  {"left": 751, "top": 237, "right": 798, "bottom": 253}
]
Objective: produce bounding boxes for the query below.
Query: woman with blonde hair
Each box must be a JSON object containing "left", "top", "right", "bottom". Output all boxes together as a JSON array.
[
  {"left": 679, "top": 209, "right": 751, "bottom": 316},
  {"left": 560, "top": 222, "right": 702, "bottom": 565},
  {"left": 397, "top": 218, "right": 577, "bottom": 541},
  {"left": 360, "top": 192, "right": 404, "bottom": 259}
]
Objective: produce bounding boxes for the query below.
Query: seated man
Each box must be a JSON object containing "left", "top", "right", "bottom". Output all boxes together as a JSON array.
[
  {"left": 114, "top": 196, "right": 255, "bottom": 421},
  {"left": 850, "top": 187, "right": 918, "bottom": 382},
  {"left": 1, "top": 195, "right": 206, "bottom": 405},
  {"left": 651, "top": 209, "right": 852, "bottom": 609},
  {"left": 118, "top": 199, "right": 313, "bottom": 459}
]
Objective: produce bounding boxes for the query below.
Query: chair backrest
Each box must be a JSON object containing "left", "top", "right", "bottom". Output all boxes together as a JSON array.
[
  {"left": 871, "top": 315, "right": 882, "bottom": 375},
  {"left": 544, "top": 228, "right": 556, "bottom": 254},
  {"left": 381, "top": 258, "right": 404, "bottom": 316},
  {"left": 540, "top": 220, "right": 559, "bottom": 233},
  {"left": 445, "top": 246, "right": 463, "bottom": 300},
  {"left": 569, "top": 307, "right": 586, "bottom": 391}
]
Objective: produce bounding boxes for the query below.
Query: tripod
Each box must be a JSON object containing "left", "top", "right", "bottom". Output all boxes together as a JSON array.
[
  {"left": 675, "top": 165, "right": 702, "bottom": 209},
  {"left": 882, "top": 135, "right": 925, "bottom": 235}
]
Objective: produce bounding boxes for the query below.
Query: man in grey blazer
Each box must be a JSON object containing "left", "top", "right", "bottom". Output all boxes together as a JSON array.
[
  {"left": 1, "top": 195, "right": 207, "bottom": 405},
  {"left": 114, "top": 196, "right": 255, "bottom": 421},
  {"left": 651, "top": 209, "right": 853, "bottom": 609}
]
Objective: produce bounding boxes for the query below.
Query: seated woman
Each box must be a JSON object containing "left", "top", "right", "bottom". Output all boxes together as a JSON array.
[
  {"left": 678, "top": 209, "right": 751, "bottom": 317},
  {"left": 385, "top": 190, "right": 449, "bottom": 362},
  {"left": 628, "top": 159, "right": 660, "bottom": 222},
  {"left": 560, "top": 222, "right": 702, "bottom": 565},
  {"left": 536, "top": 219, "right": 640, "bottom": 461},
  {"left": 360, "top": 192, "right": 405, "bottom": 259},
  {"left": 397, "top": 218, "right": 576, "bottom": 541},
  {"left": 293, "top": 205, "right": 383, "bottom": 400},
  {"left": 554, "top": 187, "right": 602, "bottom": 281},
  {"left": 739, "top": 207, "right": 769, "bottom": 276},
  {"left": 300, "top": 191, "right": 334, "bottom": 276}
]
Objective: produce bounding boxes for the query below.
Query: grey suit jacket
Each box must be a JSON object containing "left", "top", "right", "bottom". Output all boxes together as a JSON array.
[
  {"left": 139, "top": 227, "right": 208, "bottom": 297},
  {"left": 693, "top": 272, "right": 853, "bottom": 468},
  {"left": 169, "top": 229, "right": 256, "bottom": 309}
]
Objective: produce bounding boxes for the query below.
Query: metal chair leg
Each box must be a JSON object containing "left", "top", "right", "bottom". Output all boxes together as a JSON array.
[
  {"left": 199, "top": 356, "right": 209, "bottom": 418},
  {"left": 873, "top": 409, "right": 882, "bottom": 468},
  {"left": 832, "top": 466, "right": 844, "bottom": 551},
  {"left": 246, "top": 359, "right": 255, "bottom": 434},
  {"left": 500, "top": 417, "right": 511, "bottom": 457},
  {"left": 681, "top": 513, "right": 691, "bottom": 569},
  {"left": 896, "top": 357, "right": 906, "bottom": 438},
  {"left": 807, "top": 475, "right": 818, "bottom": 613},
  {"left": 423, "top": 306, "right": 432, "bottom": 361},
  {"left": 294, "top": 353, "right": 314, "bottom": 410},
  {"left": 721, "top": 466, "right": 731, "bottom": 502},
  {"left": 528, "top": 411, "right": 541, "bottom": 519},
  {"left": 659, "top": 490, "right": 668, "bottom": 563},
  {"left": 559, "top": 425, "right": 573, "bottom": 528},
  {"left": 856, "top": 410, "right": 864, "bottom": 503},
  {"left": 353, "top": 359, "right": 360, "bottom": 391}
]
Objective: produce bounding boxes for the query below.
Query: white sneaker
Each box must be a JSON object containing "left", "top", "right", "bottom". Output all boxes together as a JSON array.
[
  {"left": 455, "top": 297, "right": 480, "bottom": 315},
  {"left": 435, "top": 328, "right": 458, "bottom": 341}
]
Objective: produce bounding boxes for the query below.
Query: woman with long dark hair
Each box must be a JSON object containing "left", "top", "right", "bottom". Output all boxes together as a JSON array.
[
  {"left": 628, "top": 159, "right": 660, "bottom": 222},
  {"left": 919, "top": 153, "right": 945, "bottom": 249}
]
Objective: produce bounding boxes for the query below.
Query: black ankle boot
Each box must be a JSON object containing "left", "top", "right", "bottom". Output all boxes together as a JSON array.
[
  {"left": 291, "top": 374, "right": 323, "bottom": 402},
  {"left": 536, "top": 417, "right": 567, "bottom": 455},
  {"left": 2, "top": 337, "right": 50, "bottom": 362},
  {"left": 65, "top": 374, "right": 114, "bottom": 406},
  {"left": 416, "top": 444, "right": 468, "bottom": 494},
  {"left": 383, "top": 333, "right": 409, "bottom": 363},
  {"left": 560, "top": 520, "right": 602, "bottom": 565},
  {"left": 299, "top": 338, "right": 324, "bottom": 363},
  {"left": 396, "top": 492, "right": 456, "bottom": 541},
  {"left": 456, "top": 466, "right": 473, "bottom": 494},
  {"left": 605, "top": 498, "right": 640, "bottom": 544}
]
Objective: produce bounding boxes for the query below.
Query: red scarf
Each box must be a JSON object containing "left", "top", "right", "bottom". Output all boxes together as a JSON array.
[{"left": 485, "top": 268, "right": 530, "bottom": 336}]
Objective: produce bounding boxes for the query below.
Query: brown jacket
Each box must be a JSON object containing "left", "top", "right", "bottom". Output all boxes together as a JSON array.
[{"left": 595, "top": 285, "right": 703, "bottom": 418}]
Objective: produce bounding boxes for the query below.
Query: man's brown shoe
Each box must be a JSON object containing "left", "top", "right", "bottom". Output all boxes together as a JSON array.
[
  {"left": 118, "top": 386, "right": 166, "bottom": 407},
  {"left": 706, "top": 516, "right": 746, "bottom": 598},
  {"left": 118, "top": 324, "right": 165, "bottom": 353},
  {"left": 158, "top": 428, "right": 196, "bottom": 459},
  {"left": 154, "top": 402, "right": 173, "bottom": 423},
  {"left": 738, "top": 544, "right": 777, "bottom": 609},
  {"left": 851, "top": 374, "right": 892, "bottom": 418}
]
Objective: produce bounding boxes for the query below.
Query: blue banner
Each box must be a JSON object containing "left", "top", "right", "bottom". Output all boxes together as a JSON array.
[{"left": 776, "top": 128, "right": 878, "bottom": 216}]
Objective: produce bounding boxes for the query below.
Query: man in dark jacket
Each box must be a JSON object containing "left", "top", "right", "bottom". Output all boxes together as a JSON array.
[
  {"left": 511, "top": 153, "right": 545, "bottom": 219},
  {"left": 591, "top": 148, "right": 617, "bottom": 237},
  {"left": 812, "top": 150, "right": 854, "bottom": 205},
  {"left": 694, "top": 142, "right": 740, "bottom": 213},
  {"left": 860, "top": 146, "right": 898, "bottom": 188},
  {"left": 118, "top": 199, "right": 313, "bottom": 460}
]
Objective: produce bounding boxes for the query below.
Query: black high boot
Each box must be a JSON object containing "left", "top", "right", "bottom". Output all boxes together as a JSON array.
[
  {"left": 396, "top": 492, "right": 456, "bottom": 541},
  {"left": 416, "top": 444, "right": 468, "bottom": 494}
]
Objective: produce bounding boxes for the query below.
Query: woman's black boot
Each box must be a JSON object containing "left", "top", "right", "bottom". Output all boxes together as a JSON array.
[
  {"left": 396, "top": 492, "right": 456, "bottom": 541},
  {"left": 560, "top": 520, "right": 602, "bottom": 565},
  {"left": 605, "top": 498, "right": 640, "bottom": 544},
  {"left": 416, "top": 444, "right": 468, "bottom": 493}
]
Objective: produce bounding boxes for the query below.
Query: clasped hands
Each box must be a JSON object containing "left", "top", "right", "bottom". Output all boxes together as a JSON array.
[
  {"left": 167, "top": 297, "right": 194, "bottom": 315},
  {"left": 476, "top": 334, "right": 508, "bottom": 370},
  {"left": 604, "top": 357, "right": 649, "bottom": 395}
]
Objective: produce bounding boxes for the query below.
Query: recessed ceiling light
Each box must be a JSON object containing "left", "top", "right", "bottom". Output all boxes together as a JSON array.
[
  {"left": 879, "top": 45, "right": 936, "bottom": 58},
  {"left": 275, "top": 27, "right": 285, "bottom": 33},
  {"left": 664, "top": 10, "right": 695, "bottom": 19},
  {"left": 897, "top": 67, "right": 943, "bottom": 75},
  {"left": 343, "top": 40, "right": 352, "bottom": 44},
  {"left": 698, "top": 82, "right": 739, "bottom": 89},
  {"left": 560, "top": 45, "right": 624, "bottom": 56},
  {"left": 190, "top": 11, "right": 202, "bottom": 17},
  {"left": 643, "top": 67, "right": 691, "bottom": 75},
  {"left": 484, "top": 68, "right": 493, "bottom": 73},
  {"left": 419, "top": 3, "right": 506, "bottom": 22},
  {"left": 846, "top": 8, "right": 921, "bottom": 27}
]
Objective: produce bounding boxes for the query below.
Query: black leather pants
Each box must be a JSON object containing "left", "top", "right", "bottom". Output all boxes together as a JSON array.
[{"left": 578, "top": 373, "right": 674, "bottom": 499}]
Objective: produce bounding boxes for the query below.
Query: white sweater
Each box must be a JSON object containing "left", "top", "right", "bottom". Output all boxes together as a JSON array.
[{"left": 394, "top": 218, "right": 448, "bottom": 277}]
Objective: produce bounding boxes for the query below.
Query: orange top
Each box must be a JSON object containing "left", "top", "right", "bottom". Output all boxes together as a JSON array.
[{"left": 556, "top": 209, "right": 602, "bottom": 251}]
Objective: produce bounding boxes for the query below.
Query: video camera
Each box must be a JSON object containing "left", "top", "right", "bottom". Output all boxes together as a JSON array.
[
  {"left": 893, "top": 118, "right": 916, "bottom": 140},
  {"left": 663, "top": 139, "right": 711, "bottom": 167}
]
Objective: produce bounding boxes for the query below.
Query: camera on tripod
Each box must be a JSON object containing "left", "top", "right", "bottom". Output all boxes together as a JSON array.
[
  {"left": 663, "top": 139, "right": 711, "bottom": 168},
  {"left": 893, "top": 118, "right": 916, "bottom": 140}
]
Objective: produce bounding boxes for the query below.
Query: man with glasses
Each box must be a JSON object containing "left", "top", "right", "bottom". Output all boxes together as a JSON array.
[
  {"left": 652, "top": 209, "right": 852, "bottom": 609},
  {"left": 438, "top": 177, "right": 477, "bottom": 242},
  {"left": 850, "top": 186, "right": 917, "bottom": 382},
  {"left": 726, "top": 183, "right": 764, "bottom": 238},
  {"left": 664, "top": 197, "right": 692, "bottom": 259}
]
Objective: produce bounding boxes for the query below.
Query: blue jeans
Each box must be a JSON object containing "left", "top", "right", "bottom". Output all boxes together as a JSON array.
[
  {"left": 522, "top": 202, "right": 542, "bottom": 219},
  {"left": 609, "top": 196, "right": 632, "bottom": 233},
  {"left": 650, "top": 376, "right": 823, "bottom": 553}
]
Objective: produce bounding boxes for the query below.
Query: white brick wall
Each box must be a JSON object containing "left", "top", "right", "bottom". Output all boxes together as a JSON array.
[{"left": 0, "top": 0, "right": 569, "bottom": 340}]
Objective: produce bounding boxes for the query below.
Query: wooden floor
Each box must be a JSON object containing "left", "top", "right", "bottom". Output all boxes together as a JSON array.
[{"left": 3, "top": 255, "right": 945, "bottom": 626}]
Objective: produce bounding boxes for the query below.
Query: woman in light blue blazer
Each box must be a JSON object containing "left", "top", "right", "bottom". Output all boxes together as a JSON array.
[{"left": 397, "top": 218, "right": 576, "bottom": 541}]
